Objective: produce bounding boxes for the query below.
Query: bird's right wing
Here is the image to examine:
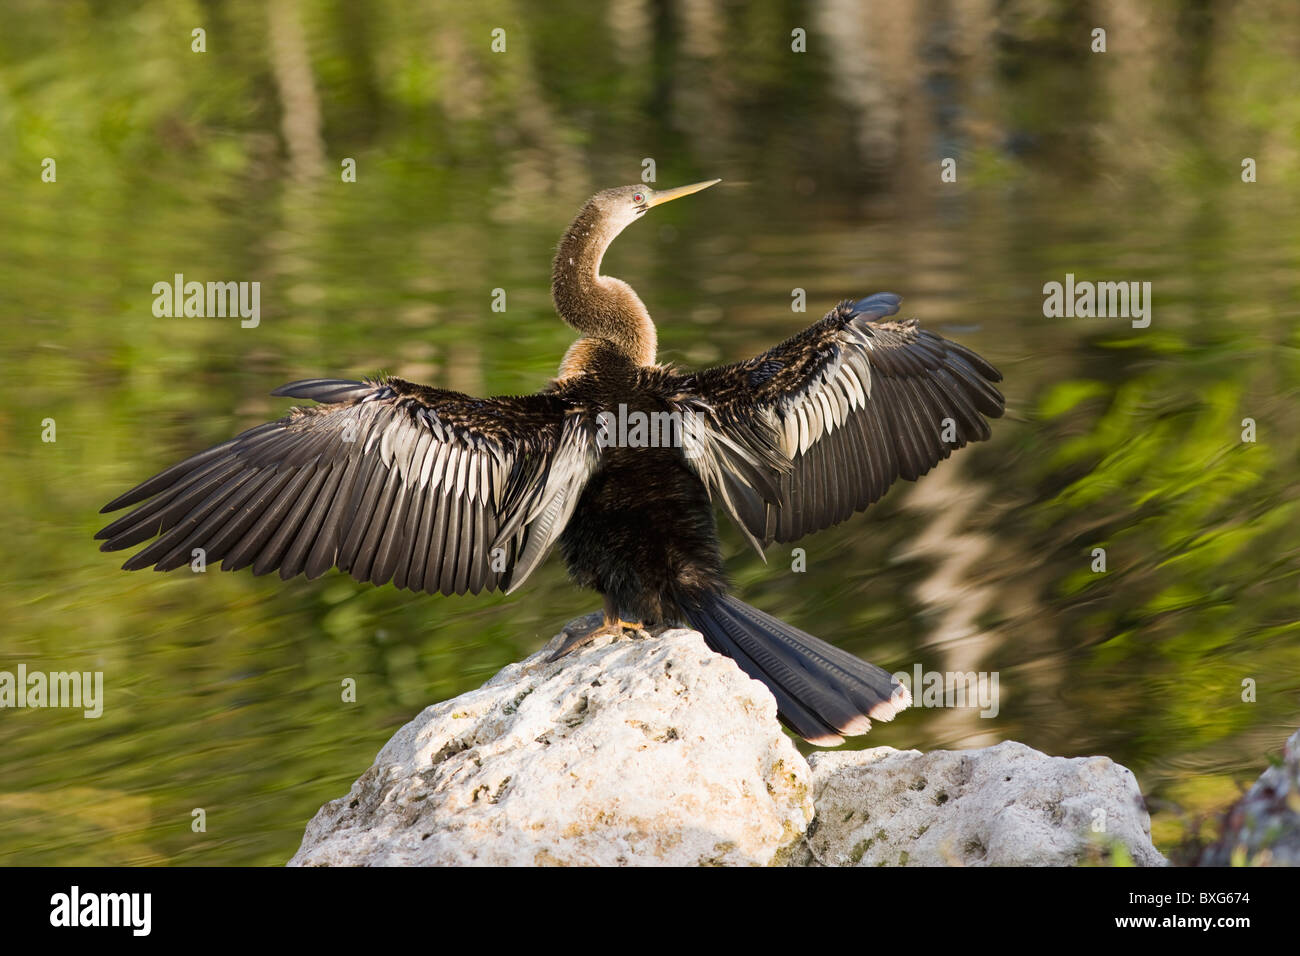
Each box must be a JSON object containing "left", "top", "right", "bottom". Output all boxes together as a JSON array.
[
  {"left": 670, "top": 294, "right": 1005, "bottom": 552},
  {"left": 96, "top": 377, "right": 599, "bottom": 595}
]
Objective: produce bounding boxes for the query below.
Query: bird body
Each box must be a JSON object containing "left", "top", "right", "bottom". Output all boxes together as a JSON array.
[
  {"left": 98, "top": 180, "right": 1005, "bottom": 745},
  {"left": 550, "top": 355, "right": 727, "bottom": 626}
]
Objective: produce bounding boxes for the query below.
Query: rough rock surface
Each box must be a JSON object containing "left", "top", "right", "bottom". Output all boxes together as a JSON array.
[
  {"left": 291, "top": 619, "right": 1167, "bottom": 867},
  {"left": 290, "top": 623, "right": 813, "bottom": 866},
  {"left": 781, "top": 742, "right": 1166, "bottom": 867},
  {"left": 1200, "top": 728, "right": 1300, "bottom": 866}
]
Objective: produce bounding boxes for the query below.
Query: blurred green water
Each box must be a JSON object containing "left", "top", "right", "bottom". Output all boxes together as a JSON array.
[{"left": 1, "top": 0, "right": 1298, "bottom": 864}]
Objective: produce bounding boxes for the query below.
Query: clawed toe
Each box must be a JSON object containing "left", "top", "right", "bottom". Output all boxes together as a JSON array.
[{"left": 547, "top": 618, "right": 645, "bottom": 663}]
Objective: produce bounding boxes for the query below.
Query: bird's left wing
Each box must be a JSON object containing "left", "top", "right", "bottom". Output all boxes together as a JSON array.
[
  {"left": 669, "top": 294, "right": 1005, "bottom": 552},
  {"left": 96, "top": 378, "right": 598, "bottom": 595}
]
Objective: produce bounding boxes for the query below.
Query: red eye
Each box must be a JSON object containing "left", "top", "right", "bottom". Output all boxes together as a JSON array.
[{"left": 633, "top": 193, "right": 645, "bottom": 204}]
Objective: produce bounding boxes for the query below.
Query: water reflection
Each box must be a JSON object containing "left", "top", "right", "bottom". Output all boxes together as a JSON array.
[{"left": 1, "top": 0, "right": 1297, "bottom": 865}]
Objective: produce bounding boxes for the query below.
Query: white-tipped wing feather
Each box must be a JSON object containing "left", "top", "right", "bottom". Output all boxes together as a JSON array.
[
  {"left": 673, "top": 294, "right": 1005, "bottom": 549},
  {"left": 97, "top": 378, "right": 599, "bottom": 596}
]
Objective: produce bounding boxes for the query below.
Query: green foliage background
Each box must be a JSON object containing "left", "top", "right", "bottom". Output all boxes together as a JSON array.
[{"left": 0, "top": 0, "right": 1297, "bottom": 864}]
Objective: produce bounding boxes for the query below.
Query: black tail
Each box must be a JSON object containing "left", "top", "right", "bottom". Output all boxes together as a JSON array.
[{"left": 684, "top": 593, "right": 910, "bottom": 746}]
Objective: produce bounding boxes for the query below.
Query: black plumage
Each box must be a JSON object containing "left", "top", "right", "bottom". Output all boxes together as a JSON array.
[{"left": 98, "top": 181, "right": 1005, "bottom": 745}]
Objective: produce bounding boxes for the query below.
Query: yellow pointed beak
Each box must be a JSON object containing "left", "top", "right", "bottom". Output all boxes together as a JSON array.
[{"left": 647, "top": 179, "right": 721, "bottom": 207}]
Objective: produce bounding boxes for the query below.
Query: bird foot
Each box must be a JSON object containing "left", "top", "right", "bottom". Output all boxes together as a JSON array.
[{"left": 547, "top": 617, "right": 646, "bottom": 663}]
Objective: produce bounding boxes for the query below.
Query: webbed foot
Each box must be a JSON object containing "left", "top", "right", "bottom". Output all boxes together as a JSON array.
[{"left": 547, "top": 599, "right": 645, "bottom": 663}]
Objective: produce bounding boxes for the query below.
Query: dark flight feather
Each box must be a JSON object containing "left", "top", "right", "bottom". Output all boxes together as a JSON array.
[
  {"left": 671, "top": 294, "right": 1005, "bottom": 548},
  {"left": 98, "top": 378, "right": 599, "bottom": 596}
]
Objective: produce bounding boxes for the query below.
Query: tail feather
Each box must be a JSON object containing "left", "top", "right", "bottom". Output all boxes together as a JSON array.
[{"left": 685, "top": 593, "right": 910, "bottom": 746}]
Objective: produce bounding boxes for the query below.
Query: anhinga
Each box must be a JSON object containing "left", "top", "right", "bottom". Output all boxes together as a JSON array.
[{"left": 98, "top": 180, "right": 1005, "bottom": 745}]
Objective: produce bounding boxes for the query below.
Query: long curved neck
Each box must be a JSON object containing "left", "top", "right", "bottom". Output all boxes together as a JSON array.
[{"left": 551, "top": 202, "right": 657, "bottom": 374}]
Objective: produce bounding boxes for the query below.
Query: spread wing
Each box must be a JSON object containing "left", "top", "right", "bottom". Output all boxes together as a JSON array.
[
  {"left": 96, "top": 378, "right": 599, "bottom": 595},
  {"left": 673, "top": 294, "right": 1005, "bottom": 550}
]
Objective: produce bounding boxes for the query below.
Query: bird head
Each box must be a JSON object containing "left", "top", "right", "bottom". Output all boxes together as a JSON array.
[{"left": 585, "top": 179, "right": 721, "bottom": 234}]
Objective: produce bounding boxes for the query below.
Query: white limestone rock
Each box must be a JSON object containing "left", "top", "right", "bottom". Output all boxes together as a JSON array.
[
  {"left": 290, "top": 618, "right": 1166, "bottom": 868},
  {"left": 289, "top": 624, "right": 814, "bottom": 866},
  {"left": 782, "top": 741, "right": 1166, "bottom": 867}
]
